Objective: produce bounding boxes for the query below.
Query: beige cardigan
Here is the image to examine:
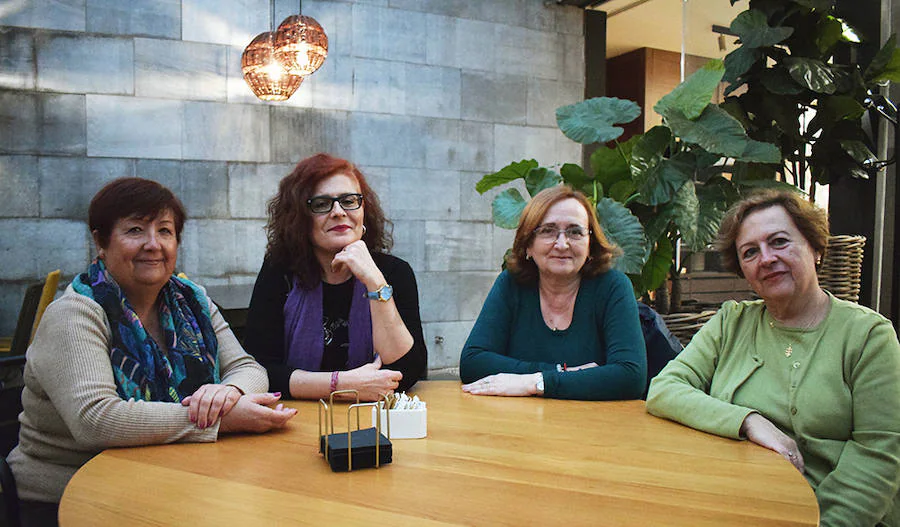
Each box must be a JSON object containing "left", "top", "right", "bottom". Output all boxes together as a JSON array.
[{"left": 7, "top": 285, "right": 268, "bottom": 503}]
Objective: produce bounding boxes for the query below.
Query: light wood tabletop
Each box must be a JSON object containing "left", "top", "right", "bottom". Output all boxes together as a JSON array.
[{"left": 59, "top": 380, "right": 819, "bottom": 526}]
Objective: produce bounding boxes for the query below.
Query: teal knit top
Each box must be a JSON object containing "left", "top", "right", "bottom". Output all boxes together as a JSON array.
[{"left": 459, "top": 269, "right": 646, "bottom": 400}]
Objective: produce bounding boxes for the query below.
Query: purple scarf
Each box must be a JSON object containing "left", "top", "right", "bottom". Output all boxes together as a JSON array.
[{"left": 283, "top": 277, "right": 374, "bottom": 371}]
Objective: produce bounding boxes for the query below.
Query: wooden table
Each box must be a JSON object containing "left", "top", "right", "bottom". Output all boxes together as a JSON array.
[{"left": 59, "top": 381, "right": 818, "bottom": 526}]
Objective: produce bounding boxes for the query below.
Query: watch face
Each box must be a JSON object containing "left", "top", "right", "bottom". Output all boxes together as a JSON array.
[{"left": 379, "top": 284, "right": 394, "bottom": 301}]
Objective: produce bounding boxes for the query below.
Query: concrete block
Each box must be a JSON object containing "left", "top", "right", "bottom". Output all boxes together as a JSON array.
[
  {"left": 389, "top": 220, "right": 425, "bottom": 272},
  {"left": 0, "top": 28, "right": 35, "bottom": 90},
  {"left": 495, "top": 25, "right": 559, "bottom": 80},
  {"left": 87, "top": 95, "right": 182, "bottom": 159},
  {"left": 492, "top": 223, "right": 517, "bottom": 270},
  {"left": 350, "top": 113, "right": 426, "bottom": 168},
  {"left": 404, "top": 64, "right": 460, "bottom": 119},
  {"left": 0, "top": 219, "right": 89, "bottom": 280},
  {"left": 270, "top": 107, "right": 352, "bottom": 163},
  {"left": 179, "top": 219, "right": 267, "bottom": 277},
  {"left": 182, "top": 0, "right": 268, "bottom": 47},
  {"left": 386, "top": 0, "right": 466, "bottom": 18},
  {"left": 40, "top": 94, "right": 87, "bottom": 155},
  {"left": 528, "top": 79, "right": 583, "bottom": 127},
  {"left": 423, "top": 320, "right": 474, "bottom": 370},
  {"left": 0, "top": 156, "right": 39, "bottom": 217},
  {"left": 493, "top": 124, "right": 573, "bottom": 171},
  {"left": 455, "top": 18, "right": 496, "bottom": 73},
  {"left": 417, "top": 271, "right": 459, "bottom": 322},
  {"left": 307, "top": 53, "right": 353, "bottom": 111},
  {"left": 39, "top": 157, "right": 134, "bottom": 218},
  {"left": 0, "top": 91, "right": 38, "bottom": 153},
  {"left": 561, "top": 33, "right": 585, "bottom": 83},
  {"left": 135, "top": 38, "right": 228, "bottom": 101},
  {"left": 520, "top": 0, "right": 557, "bottom": 32},
  {"left": 297, "top": 1, "right": 352, "bottom": 67},
  {"left": 424, "top": 221, "right": 493, "bottom": 272},
  {"left": 228, "top": 163, "right": 293, "bottom": 219},
  {"left": 389, "top": 168, "right": 459, "bottom": 221},
  {"left": 354, "top": 165, "right": 391, "bottom": 215},
  {"left": 461, "top": 72, "right": 527, "bottom": 125},
  {"left": 352, "top": 58, "right": 405, "bottom": 114},
  {"left": 86, "top": 0, "right": 181, "bottom": 38},
  {"left": 351, "top": 4, "right": 426, "bottom": 64},
  {"left": 183, "top": 101, "right": 270, "bottom": 162},
  {"left": 135, "top": 160, "right": 229, "bottom": 218},
  {"left": 0, "top": 0, "right": 85, "bottom": 31},
  {"left": 457, "top": 271, "right": 500, "bottom": 320},
  {"left": 556, "top": 4, "right": 584, "bottom": 35},
  {"left": 0, "top": 283, "right": 29, "bottom": 335},
  {"left": 458, "top": 172, "right": 493, "bottom": 223},
  {"left": 424, "top": 14, "right": 456, "bottom": 69},
  {"left": 424, "top": 119, "right": 492, "bottom": 172},
  {"left": 36, "top": 34, "right": 133, "bottom": 94}
]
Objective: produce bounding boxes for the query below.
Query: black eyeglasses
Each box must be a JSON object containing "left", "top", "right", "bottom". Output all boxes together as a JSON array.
[{"left": 307, "top": 193, "right": 364, "bottom": 214}]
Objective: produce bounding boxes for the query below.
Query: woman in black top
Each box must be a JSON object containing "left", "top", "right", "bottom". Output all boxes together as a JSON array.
[{"left": 243, "top": 153, "right": 426, "bottom": 401}]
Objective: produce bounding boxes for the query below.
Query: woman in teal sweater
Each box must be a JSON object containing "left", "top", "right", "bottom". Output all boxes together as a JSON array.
[
  {"left": 459, "top": 186, "right": 646, "bottom": 400},
  {"left": 647, "top": 190, "right": 900, "bottom": 526}
]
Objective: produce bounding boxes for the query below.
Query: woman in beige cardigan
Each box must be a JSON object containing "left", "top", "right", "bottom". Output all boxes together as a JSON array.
[
  {"left": 646, "top": 190, "right": 900, "bottom": 526},
  {"left": 7, "top": 178, "right": 296, "bottom": 526}
]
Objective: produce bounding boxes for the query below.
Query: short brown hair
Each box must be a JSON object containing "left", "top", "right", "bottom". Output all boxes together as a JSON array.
[
  {"left": 89, "top": 177, "right": 187, "bottom": 248},
  {"left": 265, "top": 153, "right": 392, "bottom": 289},
  {"left": 715, "top": 189, "right": 829, "bottom": 277},
  {"left": 506, "top": 185, "right": 620, "bottom": 284}
]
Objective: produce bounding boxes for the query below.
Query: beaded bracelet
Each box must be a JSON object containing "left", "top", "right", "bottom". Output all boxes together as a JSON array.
[{"left": 329, "top": 371, "right": 339, "bottom": 393}]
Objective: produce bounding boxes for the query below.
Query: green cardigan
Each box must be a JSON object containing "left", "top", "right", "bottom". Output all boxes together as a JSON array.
[
  {"left": 459, "top": 269, "right": 646, "bottom": 400},
  {"left": 646, "top": 295, "right": 900, "bottom": 527}
]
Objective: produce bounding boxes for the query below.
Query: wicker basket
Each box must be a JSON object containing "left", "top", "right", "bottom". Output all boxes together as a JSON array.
[
  {"left": 661, "top": 311, "right": 717, "bottom": 346},
  {"left": 818, "top": 235, "right": 866, "bottom": 303}
]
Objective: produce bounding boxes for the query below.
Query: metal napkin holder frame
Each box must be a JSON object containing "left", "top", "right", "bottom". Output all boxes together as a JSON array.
[{"left": 318, "top": 390, "right": 392, "bottom": 472}]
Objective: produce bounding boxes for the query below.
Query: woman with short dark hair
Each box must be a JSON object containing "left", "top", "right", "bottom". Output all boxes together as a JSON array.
[
  {"left": 243, "top": 153, "right": 426, "bottom": 401},
  {"left": 647, "top": 189, "right": 900, "bottom": 526},
  {"left": 459, "top": 185, "right": 646, "bottom": 400},
  {"left": 8, "top": 177, "right": 294, "bottom": 524}
]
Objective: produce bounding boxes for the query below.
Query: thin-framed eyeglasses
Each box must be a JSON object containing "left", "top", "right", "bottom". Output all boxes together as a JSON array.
[
  {"left": 533, "top": 224, "right": 590, "bottom": 243},
  {"left": 307, "top": 193, "right": 364, "bottom": 214}
]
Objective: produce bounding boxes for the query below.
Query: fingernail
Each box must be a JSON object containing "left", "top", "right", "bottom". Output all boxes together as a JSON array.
[{"left": 273, "top": 392, "right": 282, "bottom": 397}]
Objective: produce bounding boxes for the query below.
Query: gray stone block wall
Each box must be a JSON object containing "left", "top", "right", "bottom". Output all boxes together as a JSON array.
[{"left": 0, "top": 0, "right": 584, "bottom": 372}]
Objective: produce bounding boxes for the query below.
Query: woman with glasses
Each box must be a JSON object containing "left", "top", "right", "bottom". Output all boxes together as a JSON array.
[
  {"left": 459, "top": 186, "right": 646, "bottom": 400},
  {"left": 243, "top": 153, "right": 426, "bottom": 401}
]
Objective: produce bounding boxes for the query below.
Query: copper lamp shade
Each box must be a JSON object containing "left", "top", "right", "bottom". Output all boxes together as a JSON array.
[
  {"left": 241, "top": 31, "right": 303, "bottom": 101},
  {"left": 274, "top": 15, "right": 328, "bottom": 76}
]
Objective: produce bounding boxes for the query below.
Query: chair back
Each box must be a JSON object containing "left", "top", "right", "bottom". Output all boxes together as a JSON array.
[
  {"left": 8, "top": 283, "right": 44, "bottom": 358},
  {"left": 818, "top": 235, "right": 866, "bottom": 303},
  {"left": 30, "top": 269, "right": 60, "bottom": 342}
]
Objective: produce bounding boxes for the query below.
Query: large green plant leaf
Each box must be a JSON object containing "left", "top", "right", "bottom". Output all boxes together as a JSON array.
[
  {"left": 638, "top": 233, "right": 675, "bottom": 296},
  {"left": 784, "top": 57, "right": 837, "bottom": 94},
  {"left": 632, "top": 135, "right": 694, "bottom": 206},
  {"left": 655, "top": 60, "right": 725, "bottom": 120},
  {"left": 643, "top": 205, "right": 675, "bottom": 245},
  {"left": 671, "top": 182, "right": 724, "bottom": 252},
  {"left": 730, "top": 9, "right": 793, "bottom": 48},
  {"left": 476, "top": 159, "right": 538, "bottom": 194},
  {"left": 556, "top": 97, "right": 641, "bottom": 145},
  {"left": 630, "top": 126, "right": 670, "bottom": 176},
  {"left": 491, "top": 188, "right": 528, "bottom": 229},
  {"left": 759, "top": 68, "right": 804, "bottom": 95},
  {"left": 608, "top": 180, "right": 637, "bottom": 203},
  {"left": 524, "top": 167, "right": 562, "bottom": 198},
  {"left": 595, "top": 198, "right": 648, "bottom": 274},
  {"left": 871, "top": 48, "right": 900, "bottom": 83},
  {"left": 866, "top": 34, "right": 898, "bottom": 81},
  {"left": 723, "top": 47, "right": 761, "bottom": 85},
  {"left": 665, "top": 106, "right": 781, "bottom": 163},
  {"left": 839, "top": 140, "right": 877, "bottom": 167},
  {"left": 560, "top": 163, "right": 590, "bottom": 187},
  {"left": 671, "top": 182, "right": 700, "bottom": 250},
  {"left": 590, "top": 135, "right": 637, "bottom": 189},
  {"left": 815, "top": 16, "right": 844, "bottom": 54}
]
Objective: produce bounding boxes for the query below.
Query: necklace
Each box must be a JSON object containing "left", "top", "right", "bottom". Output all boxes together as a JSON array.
[{"left": 769, "top": 306, "right": 825, "bottom": 358}]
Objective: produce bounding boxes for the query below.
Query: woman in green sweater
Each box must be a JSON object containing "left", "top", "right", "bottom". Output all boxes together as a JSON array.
[
  {"left": 459, "top": 185, "right": 646, "bottom": 400},
  {"left": 646, "top": 190, "right": 900, "bottom": 526}
]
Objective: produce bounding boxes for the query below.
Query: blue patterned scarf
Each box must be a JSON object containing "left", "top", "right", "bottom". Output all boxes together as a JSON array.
[{"left": 73, "top": 259, "right": 220, "bottom": 402}]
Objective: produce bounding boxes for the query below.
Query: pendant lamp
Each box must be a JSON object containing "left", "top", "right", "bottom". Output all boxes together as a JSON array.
[
  {"left": 241, "top": 31, "right": 303, "bottom": 101},
  {"left": 274, "top": 14, "right": 328, "bottom": 76}
]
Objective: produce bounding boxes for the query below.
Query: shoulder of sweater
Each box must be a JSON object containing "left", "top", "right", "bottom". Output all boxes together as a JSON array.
[{"left": 372, "top": 252, "right": 410, "bottom": 270}]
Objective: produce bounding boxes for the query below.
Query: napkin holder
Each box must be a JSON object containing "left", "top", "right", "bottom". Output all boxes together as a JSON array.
[
  {"left": 318, "top": 391, "right": 392, "bottom": 472},
  {"left": 371, "top": 404, "right": 427, "bottom": 439}
]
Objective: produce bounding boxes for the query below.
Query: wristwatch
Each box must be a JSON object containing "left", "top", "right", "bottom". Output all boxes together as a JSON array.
[
  {"left": 534, "top": 373, "right": 545, "bottom": 396},
  {"left": 366, "top": 284, "right": 394, "bottom": 302}
]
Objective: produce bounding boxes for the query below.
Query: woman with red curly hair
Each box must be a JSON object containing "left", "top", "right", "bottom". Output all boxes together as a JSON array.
[{"left": 243, "top": 153, "right": 426, "bottom": 401}]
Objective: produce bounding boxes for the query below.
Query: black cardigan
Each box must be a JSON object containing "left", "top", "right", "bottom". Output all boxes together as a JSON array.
[{"left": 243, "top": 252, "right": 427, "bottom": 395}]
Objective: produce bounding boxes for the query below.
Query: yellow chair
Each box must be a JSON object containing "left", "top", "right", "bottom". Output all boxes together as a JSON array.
[
  {"left": 0, "top": 269, "right": 61, "bottom": 356},
  {"left": 30, "top": 269, "right": 60, "bottom": 342}
]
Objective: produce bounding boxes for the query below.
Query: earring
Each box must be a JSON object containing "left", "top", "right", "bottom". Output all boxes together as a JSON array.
[
  {"left": 362, "top": 225, "right": 367, "bottom": 235},
  {"left": 526, "top": 254, "right": 533, "bottom": 261}
]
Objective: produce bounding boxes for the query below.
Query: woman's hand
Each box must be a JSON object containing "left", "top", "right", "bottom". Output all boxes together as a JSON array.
[
  {"left": 182, "top": 384, "right": 243, "bottom": 429},
  {"left": 219, "top": 393, "right": 297, "bottom": 434},
  {"left": 462, "top": 373, "right": 540, "bottom": 397},
  {"left": 338, "top": 356, "right": 402, "bottom": 401},
  {"left": 740, "top": 412, "right": 805, "bottom": 473},
  {"left": 331, "top": 240, "right": 385, "bottom": 289}
]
